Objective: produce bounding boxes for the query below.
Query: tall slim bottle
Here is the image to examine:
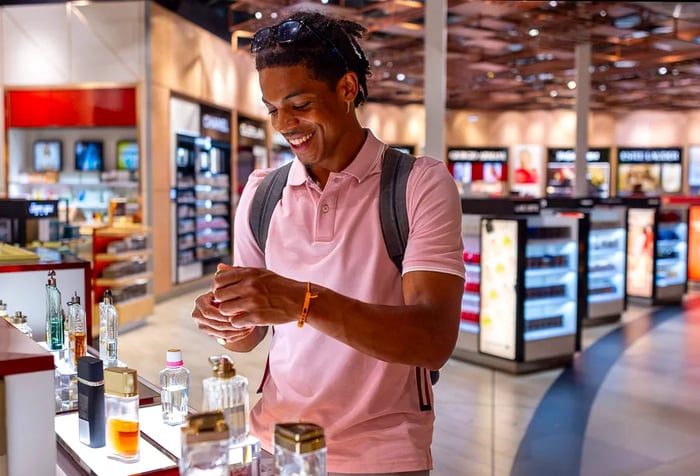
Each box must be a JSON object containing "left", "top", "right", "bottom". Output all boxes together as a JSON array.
[
  {"left": 99, "top": 290, "right": 119, "bottom": 368},
  {"left": 160, "top": 348, "right": 190, "bottom": 426},
  {"left": 46, "top": 270, "right": 64, "bottom": 350},
  {"left": 68, "top": 292, "right": 87, "bottom": 367}
]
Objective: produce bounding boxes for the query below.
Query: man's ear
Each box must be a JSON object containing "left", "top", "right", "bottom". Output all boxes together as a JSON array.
[{"left": 337, "top": 71, "right": 359, "bottom": 104}]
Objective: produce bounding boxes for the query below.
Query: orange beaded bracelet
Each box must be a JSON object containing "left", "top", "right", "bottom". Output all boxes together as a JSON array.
[{"left": 297, "top": 281, "right": 318, "bottom": 328}]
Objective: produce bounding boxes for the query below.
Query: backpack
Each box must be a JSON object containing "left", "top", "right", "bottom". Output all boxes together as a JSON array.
[{"left": 249, "top": 147, "right": 440, "bottom": 386}]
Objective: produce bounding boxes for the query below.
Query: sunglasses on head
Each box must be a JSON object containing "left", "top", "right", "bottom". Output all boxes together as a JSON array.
[{"left": 250, "top": 19, "right": 349, "bottom": 71}]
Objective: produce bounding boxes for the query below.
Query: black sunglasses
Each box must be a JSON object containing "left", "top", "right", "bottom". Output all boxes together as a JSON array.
[{"left": 250, "top": 19, "right": 349, "bottom": 71}]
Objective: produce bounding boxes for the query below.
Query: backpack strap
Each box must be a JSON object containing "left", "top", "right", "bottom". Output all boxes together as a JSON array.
[
  {"left": 379, "top": 147, "right": 416, "bottom": 273},
  {"left": 249, "top": 162, "right": 293, "bottom": 253}
]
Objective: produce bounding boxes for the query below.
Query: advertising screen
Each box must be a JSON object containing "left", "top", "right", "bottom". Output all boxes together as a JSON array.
[
  {"left": 75, "top": 141, "right": 104, "bottom": 172},
  {"left": 626, "top": 208, "right": 656, "bottom": 298},
  {"left": 510, "top": 144, "right": 543, "bottom": 198},
  {"left": 116, "top": 140, "right": 139, "bottom": 171},
  {"left": 546, "top": 148, "right": 610, "bottom": 198},
  {"left": 689, "top": 146, "right": 700, "bottom": 195},
  {"left": 33, "top": 140, "right": 62, "bottom": 172},
  {"left": 617, "top": 148, "right": 682, "bottom": 196},
  {"left": 448, "top": 148, "right": 508, "bottom": 197}
]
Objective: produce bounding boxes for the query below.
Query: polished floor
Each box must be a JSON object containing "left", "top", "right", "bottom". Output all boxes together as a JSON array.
[{"left": 119, "top": 287, "right": 700, "bottom": 476}]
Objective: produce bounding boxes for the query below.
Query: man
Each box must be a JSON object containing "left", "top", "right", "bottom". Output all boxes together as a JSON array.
[{"left": 192, "top": 10, "right": 464, "bottom": 476}]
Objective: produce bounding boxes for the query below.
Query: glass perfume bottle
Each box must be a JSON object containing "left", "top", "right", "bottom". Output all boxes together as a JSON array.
[
  {"left": 0, "top": 299, "right": 9, "bottom": 322},
  {"left": 160, "top": 348, "right": 190, "bottom": 426},
  {"left": 104, "top": 366, "right": 139, "bottom": 462},
  {"left": 273, "top": 422, "right": 327, "bottom": 476},
  {"left": 68, "top": 292, "right": 87, "bottom": 367},
  {"left": 99, "top": 290, "right": 119, "bottom": 368},
  {"left": 45, "top": 270, "right": 64, "bottom": 350},
  {"left": 180, "top": 411, "right": 230, "bottom": 476},
  {"left": 10, "top": 311, "right": 33, "bottom": 339},
  {"left": 202, "top": 355, "right": 249, "bottom": 443}
]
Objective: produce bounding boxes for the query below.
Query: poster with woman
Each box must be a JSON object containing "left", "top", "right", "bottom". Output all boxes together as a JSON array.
[{"left": 510, "top": 144, "right": 543, "bottom": 197}]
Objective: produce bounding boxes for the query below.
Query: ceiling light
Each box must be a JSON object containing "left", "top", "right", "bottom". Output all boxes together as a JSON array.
[
  {"left": 549, "top": 1, "right": 558, "bottom": 7},
  {"left": 550, "top": 90, "right": 558, "bottom": 97},
  {"left": 515, "top": 75, "right": 523, "bottom": 82},
  {"left": 468, "top": 115, "right": 479, "bottom": 122},
  {"left": 382, "top": 71, "right": 390, "bottom": 79},
  {"left": 600, "top": 10, "right": 607, "bottom": 17},
  {"left": 528, "top": 28, "right": 540, "bottom": 37},
  {"left": 487, "top": 71, "right": 495, "bottom": 79},
  {"left": 613, "top": 60, "right": 638, "bottom": 68},
  {"left": 270, "top": 12, "right": 278, "bottom": 19},
  {"left": 598, "top": 64, "right": 609, "bottom": 72},
  {"left": 321, "top": 0, "right": 330, "bottom": 4},
  {"left": 598, "top": 84, "right": 607, "bottom": 92},
  {"left": 672, "top": 68, "right": 680, "bottom": 76},
  {"left": 396, "top": 73, "right": 406, "bottom": 81},
  {"left": 567, "top": 80, "right": 577, "bottom": 89},
  {"left": 373, "top": 59, "right": 381, "bottom": 67},
  {"left": 254, "top": 11, "right": 263, "bottom": 20},
  {"left": 658, "top": 66, "right": 668, "bottom": 75}
]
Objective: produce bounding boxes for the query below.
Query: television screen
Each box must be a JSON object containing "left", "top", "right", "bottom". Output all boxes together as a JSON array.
[
  {"left": 116, "top": 140, "right": 139, "bottom": 171},
  {"left": 33, "top": 140, "right": 62, "bottom": 172},
  {"left": 75, "top": 141, "right": 104, "bottom": 171}
]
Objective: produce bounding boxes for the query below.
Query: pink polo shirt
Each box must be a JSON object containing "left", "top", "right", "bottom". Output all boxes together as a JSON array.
[{"left": 233, "top": 130, "right": 464, "bottom": 474}]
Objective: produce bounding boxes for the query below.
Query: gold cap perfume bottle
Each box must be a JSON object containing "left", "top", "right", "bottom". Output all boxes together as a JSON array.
[
  {"left": 274, "top": 422, "right": 327, "bottom": 475},
  {"left": 104, "top": 367, "right": 139, "bottom": 462}
]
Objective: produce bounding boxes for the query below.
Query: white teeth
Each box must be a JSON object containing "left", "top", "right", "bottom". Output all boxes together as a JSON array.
[{"left": 288, "top": 132, "right": 313, "bottom": 146}]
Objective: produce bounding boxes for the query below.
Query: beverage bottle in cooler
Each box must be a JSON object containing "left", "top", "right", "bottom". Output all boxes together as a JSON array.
[{"left": 160, "top": 348, "right": 190, "bottom": 425}]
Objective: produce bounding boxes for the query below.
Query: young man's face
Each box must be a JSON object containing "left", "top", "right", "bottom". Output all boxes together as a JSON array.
[{"left": 259, "top": 65, "right": 351, "bottom": 170}]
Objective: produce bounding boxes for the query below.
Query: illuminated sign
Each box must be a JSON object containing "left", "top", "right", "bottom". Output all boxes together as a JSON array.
[
  {"left": 201, "top": 114, "right": 230, "bottom": 134},
  {"left": 27, "top": 201, "right": 56, "bottom": 217},
  {"left": 448, "top": 147, "right": 508, "bottom": 162},
  {"left": 239, "top": 122, "right": 266, "bottom": 141}
]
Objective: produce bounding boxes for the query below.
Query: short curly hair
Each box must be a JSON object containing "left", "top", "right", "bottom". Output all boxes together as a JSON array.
[{"left": 252, "top": 10, "right": 371, "bottom": 107}]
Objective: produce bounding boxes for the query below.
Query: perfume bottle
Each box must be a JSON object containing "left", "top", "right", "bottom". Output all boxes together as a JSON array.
[
  {"left": 104, "top": 366, "right": 139, "bottom": 462},
  {"left": 202, "top": 355, "right": 249, "bottom": 443},
  {"left": 46, "top": 270, "right": 64, "bottom": 350},
  {"left": 160, "top": 348, "right": 190, "bottom": 426},
  {"left": 180, "top": 411, "right": 230, "bottom": 476},
  {"left": 77, "top": 356, "right": 105, "bottom": 448},
  {"left": 0, "top": 299, "right": 9, "bottom": 321},
  {"left": 10, "top": 311, "right": 33, "bottom": 339},
  {"left": 99, "top": 290, "right": 119, "bottom": 368},
  {"left": 273, "top": 422, "right": 326, "bottom": 476},
  {"left": 68, "top": 292, "right": 87, "bottom": 367}
]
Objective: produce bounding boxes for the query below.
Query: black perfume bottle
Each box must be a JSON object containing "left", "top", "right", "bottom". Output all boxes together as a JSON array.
[{"left": 77, "top": 356, "right": 105, "bottom": 448}]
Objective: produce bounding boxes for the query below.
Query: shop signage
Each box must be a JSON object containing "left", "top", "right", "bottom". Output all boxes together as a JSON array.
[
  {"left": 200, "top": 105, "right": 231, "bottom": 142},
  {"left": 512, "top": 202, "right": 540, "bottom": 214},
  {"left": 547, "top": 148, "right": 610, "bottom": 163},
  {"left": 239, "top": 121, "right": 266, "bottom": 141},
  {"left": 618, "top": 148, "right": 681, "bottom": 163},
  {"left": 27, "top": 201, "right": 57, "bottom": 218},
  {"left": 447, "top": 147, "right": 508, "bottom": 162}
]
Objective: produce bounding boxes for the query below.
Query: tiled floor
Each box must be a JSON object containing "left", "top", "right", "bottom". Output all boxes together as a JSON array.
[{"left": 119, "top": 288, "right": 700, "bottom": 476}]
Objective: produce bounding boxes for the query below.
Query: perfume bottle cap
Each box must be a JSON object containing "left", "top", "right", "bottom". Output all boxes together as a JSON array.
[
  {"left": 274, "top": 422, "right": 325, "bottom": 454},
  {"left": 47, "top": 270, "right": 57, "bottom": 286},
  {"left": 182, "top": 411, "right": 229, "bottom": 444},
  {"left": 72, "top": 291, "right": 81, "bottom": 305},
  {"left": 166, "top": 349, "right": 183, "bottom": 367},
  {"left": 11, "top": 311, "right": 27, "bottom": 324},
  {"left": 102, "top": 289, "right": 114, "bottom": 305},
  {"left": 208, "top": 355, "right": 235, "bottom": 379},
  {"left": 104, "top": 367, "right": 138, "bottom": 397},
  {"left": 78, "top": 356, "right": 104, "bottom": 383},
  {"left": 0, "top": 300, "right": 6, "bottom": 310}
]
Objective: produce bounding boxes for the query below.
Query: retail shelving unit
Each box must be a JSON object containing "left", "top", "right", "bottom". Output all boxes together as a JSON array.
[
  {"left": 195, "top": 171, "right": 230, "bottom": 271},
  {"left": 453, "top": 198, "right": 580, "bottom": 373},
  {"left": 91, "top": 224, "right": 153, "bottom": 337},
  {"left": 174, "top": 136, "right": 198, "bottom": 282}
]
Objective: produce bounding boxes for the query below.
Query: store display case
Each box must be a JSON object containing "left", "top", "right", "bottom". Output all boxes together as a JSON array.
[
  {"left": 174, "top": 134, "right": 200, "bottom": 283},
  {"left": 623, "top": 197, "right": 688, "bottom": 304}
]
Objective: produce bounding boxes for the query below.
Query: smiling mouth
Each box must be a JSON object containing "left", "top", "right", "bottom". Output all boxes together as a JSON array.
[{"left": 287, "top": 131, "right": 314, "bottom": 147}]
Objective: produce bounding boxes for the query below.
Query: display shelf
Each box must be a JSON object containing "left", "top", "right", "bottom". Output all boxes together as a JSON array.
[
  {"left": 95, "top": 271, "right": 152, "bottom": 287},
  {"left": 95, "top": 249, "right": 152, "bottom": 261}
]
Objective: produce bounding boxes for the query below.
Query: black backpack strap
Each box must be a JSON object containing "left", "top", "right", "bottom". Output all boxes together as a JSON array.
[
  {"left": 249, "top": 162, "right": 293, "bottom": 253},
  {"left": 380, "top": 147, "right": 416, "bottom": 273}
]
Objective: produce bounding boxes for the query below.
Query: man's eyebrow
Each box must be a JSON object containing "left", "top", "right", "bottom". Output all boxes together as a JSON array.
[{"left": 262, "top": 90, "right": 307, "bottom": 106}]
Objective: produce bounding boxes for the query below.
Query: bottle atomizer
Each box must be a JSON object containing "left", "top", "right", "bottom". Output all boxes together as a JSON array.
[
  {"left": 99, "top": 289, "right": 119, "bottom": 368},
  {"left": 202, "top": 355, "right": 249, "bottom": 443},
  {"left": 45, "top": 270, "right": 64, "bottom": 350},
  {"left": 273, "top": 422, "right": 327, "bottom": 476},
  {"left": 68, "top": 292, "right": 87, "bottom": 367},
  {"left": 104, "top": 366, "right": 139, "bottom": 462},
  {"left": 180, "top": 411, "right": 230, "bottom": 476},
  {"left": 11, "top": 311, "right": 32, "bottom": 339}
]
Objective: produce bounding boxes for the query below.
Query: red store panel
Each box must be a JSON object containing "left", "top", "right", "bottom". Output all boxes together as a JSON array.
[{"left": 4, "top": 87, "right": 137, "bottom": 128}]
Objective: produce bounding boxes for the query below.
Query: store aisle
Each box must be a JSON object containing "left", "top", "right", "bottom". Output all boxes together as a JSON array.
[{"left": 119, "top": 289, "right": 700, "bottom": 476}]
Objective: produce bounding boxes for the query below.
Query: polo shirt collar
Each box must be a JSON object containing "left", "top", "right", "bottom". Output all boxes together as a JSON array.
[{"left": 287, "top": 129, "right": 385, "bottom": 186}]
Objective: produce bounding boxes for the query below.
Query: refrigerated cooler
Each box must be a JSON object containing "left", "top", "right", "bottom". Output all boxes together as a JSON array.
[
  {"left": 453, "top": 198, "right": 580, "bottom": 373},
  {"left": 623, "top": 197, "right": 687, "bottom": 304}
]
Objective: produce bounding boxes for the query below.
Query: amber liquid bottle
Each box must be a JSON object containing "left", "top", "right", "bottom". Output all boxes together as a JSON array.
[
  {"left": 104, "top": 367, "right": 140, "bottom": 462},
  {"left": 68, "top": 292, "right": 87, "bottom": 367}
]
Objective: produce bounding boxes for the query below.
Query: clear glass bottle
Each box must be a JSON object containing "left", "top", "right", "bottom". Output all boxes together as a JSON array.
[
  {"left": 68, "top": 292, "right": 87, "bottom": 367},
  {"left": 0, "top": 299, "right": 9, "bottom": 322},
  {"left": 180, "top": 411, "right": 230, "bottom": 476},
  {"left": 273, "top": 422, "right": 327, "bottom": 476},
  {"left": 202, "top": 355, "right": 249, "bottom": 443},
  {"left": 10, "top": 311, "right": 33, "bottom": 339},
  {"left": 45, "top": 270, "right": 64, "bottom": 350},
  {"left": 104, "top": 366, "right": 139, "bottom": 462},
  {"left": 160, "top": 348, "right": 190, "bottom": 426},
  {"left": 99, "top": 289, "right": 119, "bottom": 368}
]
